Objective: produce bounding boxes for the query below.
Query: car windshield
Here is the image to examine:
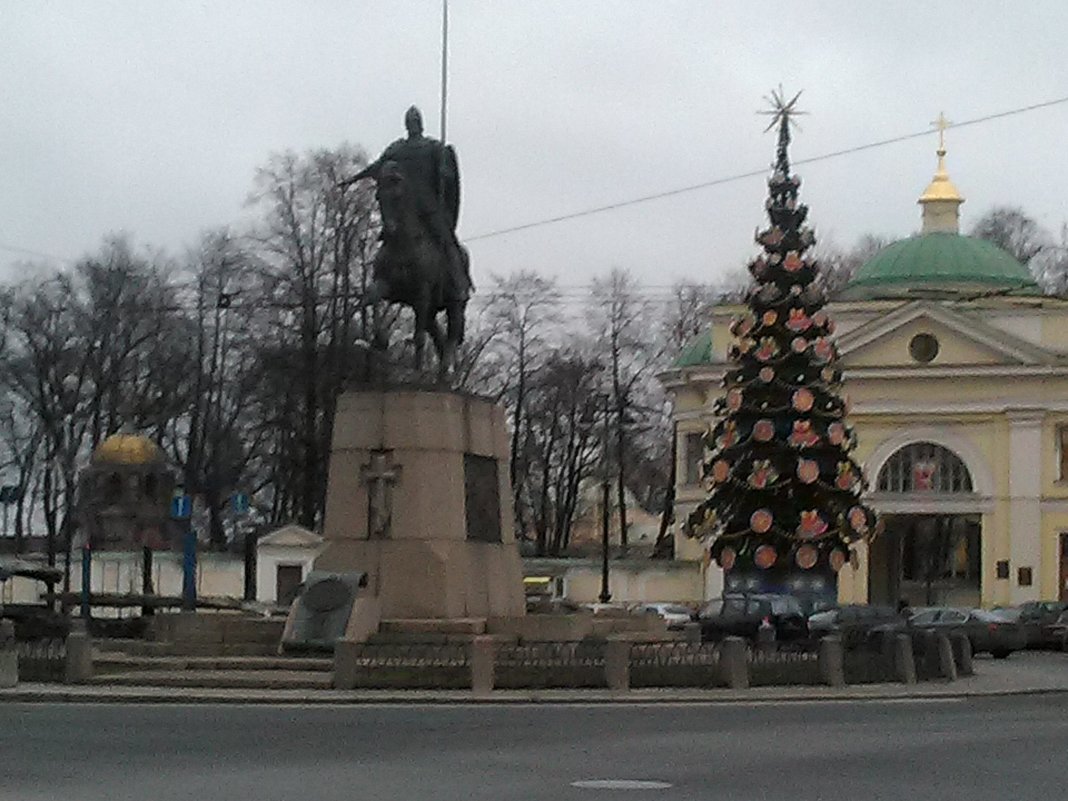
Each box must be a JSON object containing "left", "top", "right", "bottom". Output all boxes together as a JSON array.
[
  {"left": 661, "top": 605, "right": 692, "bottom": 615},
  {"left": 987, "top": 608, "right": 1020, "bottom": 622}
]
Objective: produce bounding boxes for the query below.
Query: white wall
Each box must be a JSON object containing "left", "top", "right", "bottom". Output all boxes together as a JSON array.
[{"left": 255, "top": 546, "right": 322, "bottom": 603}]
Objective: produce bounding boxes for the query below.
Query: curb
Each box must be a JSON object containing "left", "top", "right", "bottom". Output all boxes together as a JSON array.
[{"left": 3, "top": 684, "right": 1067, "bottom": 705}]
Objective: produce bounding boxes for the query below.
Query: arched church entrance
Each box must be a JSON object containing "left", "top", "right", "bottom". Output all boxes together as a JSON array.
[{"left": 867, "top": 442, "right": 982, "bottom": 608}]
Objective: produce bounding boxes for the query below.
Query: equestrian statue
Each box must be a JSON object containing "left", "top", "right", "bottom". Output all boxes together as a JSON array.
[{"left": 340, "top": 105, "right": 473, "bottom": 377}]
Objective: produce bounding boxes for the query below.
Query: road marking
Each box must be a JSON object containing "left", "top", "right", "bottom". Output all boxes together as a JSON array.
[{"left": 572, "top": 780, "right": 673, "bottom": 790}]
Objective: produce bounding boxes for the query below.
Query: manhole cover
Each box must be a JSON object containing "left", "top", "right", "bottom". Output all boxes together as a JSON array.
[
  {"left": 571, "top": 780, "right": 673, "bottom": 790},
  {"left": 303, "top": 577, "right": 352, "bottom": 613}
]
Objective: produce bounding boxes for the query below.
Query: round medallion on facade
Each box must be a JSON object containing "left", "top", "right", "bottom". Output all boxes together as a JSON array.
[{"left": 909, "top": 333, "right": 940, "bottom": 363}]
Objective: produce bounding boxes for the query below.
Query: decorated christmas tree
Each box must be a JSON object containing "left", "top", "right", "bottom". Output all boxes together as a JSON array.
[{"left": 688, "top": 89, "right": 877, "bottom": 600}]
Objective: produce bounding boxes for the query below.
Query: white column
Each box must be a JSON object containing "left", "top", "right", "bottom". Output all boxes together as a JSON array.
[{"left": 1008, "top": 411, "right": 1044, "bottom": 603}]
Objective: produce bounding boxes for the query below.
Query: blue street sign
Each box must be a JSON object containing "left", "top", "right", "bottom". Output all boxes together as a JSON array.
[
  {"left": 232, "top": 492, "right": 250, "bottom": 516},
  {"left": 171, "top": 495, "right": 192, "bottom": 520}
]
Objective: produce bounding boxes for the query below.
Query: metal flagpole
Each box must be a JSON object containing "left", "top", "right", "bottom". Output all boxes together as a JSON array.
[{"left": 440, "top": 0, "right": 449, "bottom": 141}]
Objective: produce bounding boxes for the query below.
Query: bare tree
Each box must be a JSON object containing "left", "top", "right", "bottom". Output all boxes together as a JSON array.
[
  {"left": 970, "top": 206, "right": 1050, "bottom": 267},
  {"left": 588, "top": 268, "right": 662, "bottom": 550},
  {"left": 481, "top": 271, "right": 561, "bottom": 534}
]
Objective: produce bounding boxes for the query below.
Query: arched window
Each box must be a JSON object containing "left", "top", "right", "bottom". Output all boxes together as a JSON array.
[{"left": 876, "top": 442, "right": 973, "bottom": 494}]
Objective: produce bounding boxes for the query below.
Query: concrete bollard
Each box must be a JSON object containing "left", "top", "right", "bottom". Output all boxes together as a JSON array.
[
  {"left": 682, "top": 622, "right": 701, "bottom": 644},
  {"left": 950, "top": 633, "right": 974, "bottom": 677},
  {"left": 469, "top": 636, "right": 496, "bottom": 696},
  {"left": 0, "top": 620, "right": 17, "bottom": 689},
  {"left": 936, "top": 633, "right": 958, "bottom": 681},
  {"left": 818, "top": 636, "right": 846, "bottom": 687},
  {"left": 719, "top": 636, "right": 749, "bottom": 690},
  {"left": 894, "top": 634, "right": 917, "bottom": 685},
  {"left": 604, "top": 637, "right": 631, "bottom": 691},
  {"left": 64, "top": 619, "right": 93, "bottom": 685}
]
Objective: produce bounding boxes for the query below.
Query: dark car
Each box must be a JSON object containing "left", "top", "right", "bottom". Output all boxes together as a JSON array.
[
  {"left": 806, "top": 604, "right": 906, "bottom": 646},
  {"left": 698, "top": 593, "right": 807, "bottom": 643},
  {"left": 909, "top": 607, "right": 1026, "bottom": 658},
  {"left": 994, "top": 601, "right": 1068, "bottom": 648},
  {"left": 1042, "top": 608, "right": 1068, "bottom": 651}
]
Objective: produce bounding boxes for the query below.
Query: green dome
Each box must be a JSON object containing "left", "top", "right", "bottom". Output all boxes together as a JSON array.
[
  {"left": 841, "top": 233, "right": 1039, "bottom": 300},
  {"left": 673, "top": 329, "right": 713, "bottom": 367}
]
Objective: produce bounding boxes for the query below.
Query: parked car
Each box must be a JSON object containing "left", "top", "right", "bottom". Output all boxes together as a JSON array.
[
  {"left": 1042, "top": 608, "right": 1068, "bottom": 651},
  {"left": 637, "top": 603, "right": 696, "bottom": 630},
  {"left": 992, "top": 601, "right": 1068, "bottom": 648},
  {"left": 698, "top": 593, "right": 807, "bottom": 643},
  {"left": 908, "top": 607, "right": 1026, "bottom": 658},
  {"left": 806, "top": 604, "right": 906, "bottom": 646}
]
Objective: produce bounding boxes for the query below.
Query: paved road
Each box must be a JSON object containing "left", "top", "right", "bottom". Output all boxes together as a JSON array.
[{"left": 2, "top": 692, "right": 1067, "bottom": 801}]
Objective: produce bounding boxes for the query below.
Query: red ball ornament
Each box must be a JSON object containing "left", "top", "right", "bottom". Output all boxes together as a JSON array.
[
  {"left": 791, "top": 337, "right": 808, "bottom": 354},
  {"left": 796, "top": 545, "right": 818, "bottom": 570},
  {"left": 758, "top": 366, "right": 775, "bottom": 383},
  {"left": 786, "top": 309, "right": 811, "bottom": 332},
  {"left": 784, "top": 251, "right": 803, "bottom": 272},
  {"left": 762, "top": 310, "right": 778, "bottom": 326},
  {"left": 848, "top": 506, "right": 869, "bottom": 535},
  {"left": 798, "top": 510, "right": 828, "bottom": 539},
  {"left": 753, "top": 419, "right": 775, "bottom": 442},
  {"left": 750, "top": 509, "right": 773, "bottom": 534},
  {"left": 792, "top": 388, "right": 814, "bottom": 412},
  {"left": 727, "top": 389, "right": 743, "bottom": 411},
  {"left": 827, "top": 422, "right": 846, "bottom": 446},
  {"left": 719, "top": 547, "right": 737, "bottom": 571},
  {"left": 812, "top": 310, "right": 828, "bottom": 327},
  {"left": 797, "top": 459, "right": 820, "bottom": 484},
  {"left": 813, "top": 338, "right": 834, "bottom": 362},
  {"left": 829, "top": 549, "right": 847, "bottom": 573},
  {"left": 712, "top": 460, "right": 730, "bottom": 483},
  {"left": 754, "top": 545, "right": 777, "bottom": 569}
]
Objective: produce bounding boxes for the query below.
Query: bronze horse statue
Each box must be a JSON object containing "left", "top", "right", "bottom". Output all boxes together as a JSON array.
[{"left": 363, "top": 161, "right": 469, "bottom": 377}]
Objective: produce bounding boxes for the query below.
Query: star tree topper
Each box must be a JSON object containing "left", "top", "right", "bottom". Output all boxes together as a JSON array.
[{"left": 758, "top": 86, "right": 807, "bottom": 172}]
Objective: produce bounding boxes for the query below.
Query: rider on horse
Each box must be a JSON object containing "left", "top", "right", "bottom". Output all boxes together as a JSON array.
[{"left": 342, "top": 106, "right": 472, "bottom": 304}]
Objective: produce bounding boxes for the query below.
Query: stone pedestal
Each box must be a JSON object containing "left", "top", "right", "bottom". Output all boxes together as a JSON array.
[{"left": 316, "top": 390, "right": 525, "bottom": 625}]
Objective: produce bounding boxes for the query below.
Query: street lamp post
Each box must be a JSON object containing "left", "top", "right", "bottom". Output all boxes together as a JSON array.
[{"left": 598, "top": 393, "right": 612, "bottom": 604}]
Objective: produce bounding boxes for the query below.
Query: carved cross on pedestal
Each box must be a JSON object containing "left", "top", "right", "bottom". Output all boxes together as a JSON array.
[{"left": 361, "top": 450, "right": 401, "bottom": 539}]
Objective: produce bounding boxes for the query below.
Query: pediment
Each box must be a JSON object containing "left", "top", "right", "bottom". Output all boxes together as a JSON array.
[
  {"left": 836, "top": 302, "right": 1055, "bottom": 369},
  {"left": 258, "top": 524, "right": 323, "bottom": 548}
]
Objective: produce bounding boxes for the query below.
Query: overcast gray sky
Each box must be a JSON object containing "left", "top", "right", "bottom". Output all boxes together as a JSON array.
[{"left": 3, "top": 2, "right": 1068, "bottom": 293}]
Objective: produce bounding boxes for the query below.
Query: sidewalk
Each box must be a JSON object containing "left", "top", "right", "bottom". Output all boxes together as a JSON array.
[{"left": 3, "top": 653, "right": 1065, "bottom": 705}]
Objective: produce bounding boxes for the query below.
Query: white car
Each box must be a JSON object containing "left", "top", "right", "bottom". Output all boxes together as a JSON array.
[{"left": 637, "top": 603, "right": 695, "bottom": 630}]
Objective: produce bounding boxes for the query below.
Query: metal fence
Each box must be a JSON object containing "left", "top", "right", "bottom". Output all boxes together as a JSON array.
[
  {"left": 495, "top": 641, "right": 605, "bottom": 689},
  {"left": 629, "top": 641, "right": 721, "bottom": 688},
  {"left": 747, "top": 646, "right": 822, "bottom": 686},
  {"left": 843, "top": 645, "right": 898, "bottom": 684},
  {"left": 341, "top": 642, "right": 470, "bottom": 689},
  {"left": 16, "top": 638, "right": 66, "bottom": 682}
]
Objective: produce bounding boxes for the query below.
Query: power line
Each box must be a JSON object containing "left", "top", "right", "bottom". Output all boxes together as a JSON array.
[{"left": 466, "top": 94, "right": 1068, "bottom": 242}]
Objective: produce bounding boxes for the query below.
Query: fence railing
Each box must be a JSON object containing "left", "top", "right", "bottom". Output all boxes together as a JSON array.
[{"left": 16, "top": 638, "right": 66, "bottom": 682}]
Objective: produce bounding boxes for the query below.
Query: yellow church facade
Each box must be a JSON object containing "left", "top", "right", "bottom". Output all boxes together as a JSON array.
[{"left": 661, "top": 139, "right": 1068, "bottom": 609}]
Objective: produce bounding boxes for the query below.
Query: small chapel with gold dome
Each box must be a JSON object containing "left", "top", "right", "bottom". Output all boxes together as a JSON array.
[{"left": 661, "top": 124, "right": 1068, "bottom": 609}]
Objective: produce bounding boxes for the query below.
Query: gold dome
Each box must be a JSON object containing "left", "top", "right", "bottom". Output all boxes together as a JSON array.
[{"left": 92, "top": 433, "right": 163, "bottom": 466}]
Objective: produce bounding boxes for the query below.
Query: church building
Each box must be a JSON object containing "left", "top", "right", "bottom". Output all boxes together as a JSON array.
[{"left": 661, "top": 135, "right": 1068, "bottom": 609}]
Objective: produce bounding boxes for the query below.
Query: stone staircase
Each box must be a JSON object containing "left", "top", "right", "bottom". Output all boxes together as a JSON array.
[{"left": 90, "top": 646, "right": 334, "bottom": 689}]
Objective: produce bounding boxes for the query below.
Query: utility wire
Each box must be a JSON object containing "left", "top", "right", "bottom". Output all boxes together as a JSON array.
[
  {"left": 465, "top": 95, "right": 1068, "bottom": 242},
  {"left": 5, "top": 95, "right": 1068, "bottom": 266}
]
